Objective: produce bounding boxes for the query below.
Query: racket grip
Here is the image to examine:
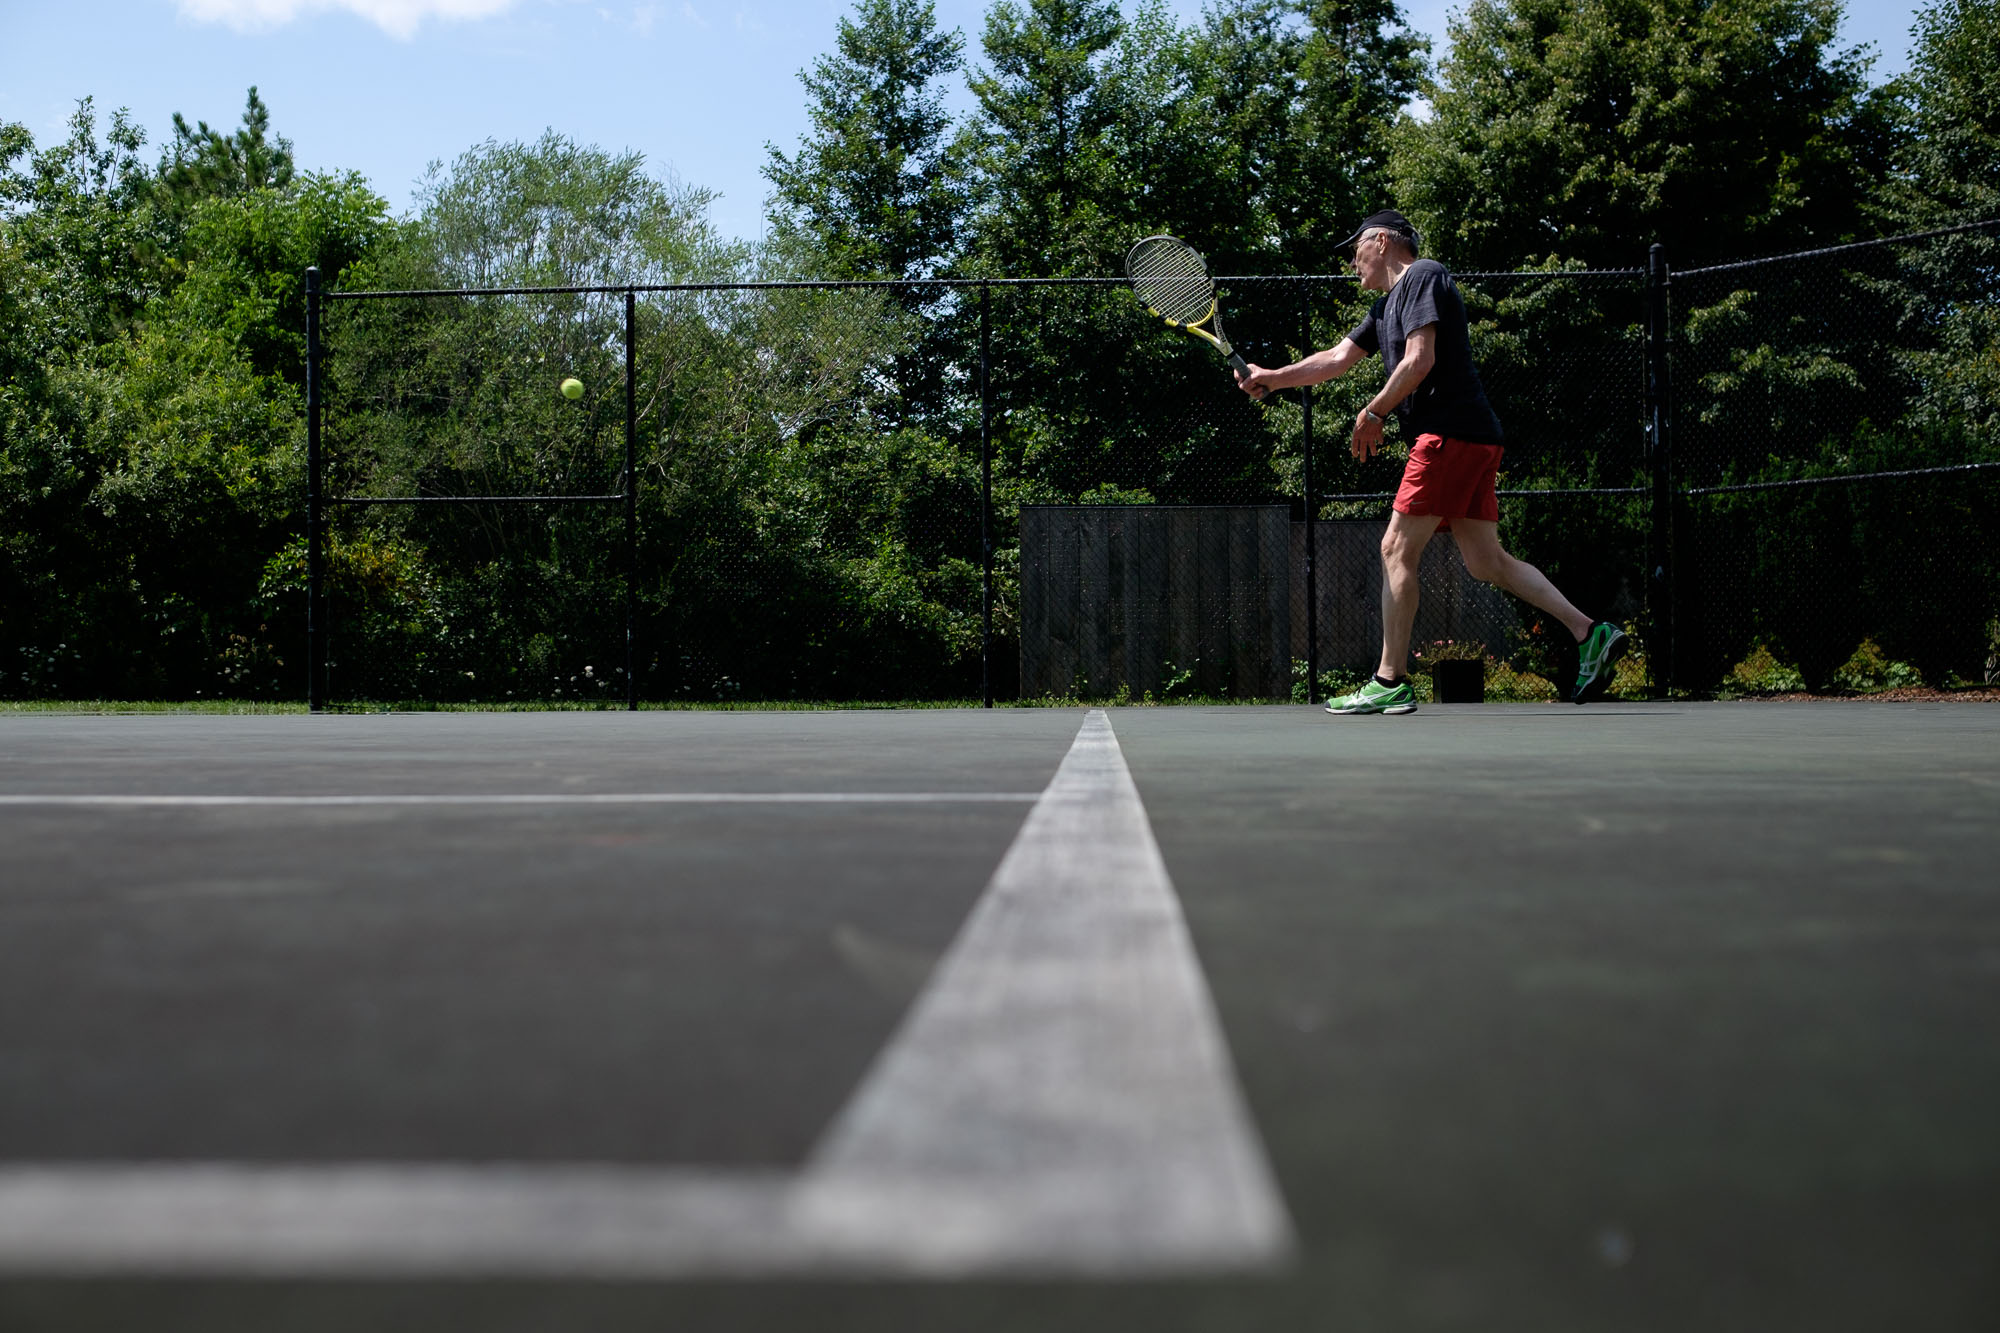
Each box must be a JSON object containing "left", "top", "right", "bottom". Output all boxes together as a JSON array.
[{"left": 1225, "top": 352, "right": 1274, "bottom": 404}]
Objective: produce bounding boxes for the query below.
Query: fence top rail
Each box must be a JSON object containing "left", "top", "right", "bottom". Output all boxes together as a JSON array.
[
  {"left": 1326, "top": 461, "right": 2000, "bottom": 506},
  {"left": 1321, "top": 485, "right": 1648, "bottom": 503},
  {"left": 1685, "top": 460, "right": 2000, "bottom": 496},
  {"left": 327, "top": 493, "right": 626, "bottom": 505},
  {"left": 326, "top": 277, "right": 1139, "bottom": 299},
  {"left": 313, "top": 222, "right": 2000, "bottom": 301},
  {"left": 321, "top": 269, "right": 1644, "bottom": 301},
  {"left": 1672, "top": 218, "right": 2000, "bottom": 279}
]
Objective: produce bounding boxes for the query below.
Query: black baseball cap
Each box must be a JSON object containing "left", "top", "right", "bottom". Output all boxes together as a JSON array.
[{"left": 1339, "top": 209, "right": 1420, "bottom": 253}]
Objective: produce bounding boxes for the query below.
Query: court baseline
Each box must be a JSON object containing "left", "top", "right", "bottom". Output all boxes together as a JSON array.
[{"left": 0, "top": 793, "right": 1044, "bottom": 806}]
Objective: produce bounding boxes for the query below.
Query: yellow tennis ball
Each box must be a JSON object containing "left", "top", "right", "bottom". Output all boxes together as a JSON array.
[{"left": 560, "top": 377, "right": 584, "bottom": 400}]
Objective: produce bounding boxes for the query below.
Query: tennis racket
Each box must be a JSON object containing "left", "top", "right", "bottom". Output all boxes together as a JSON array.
[{"left": 1125, "top": 235, "right": 1264, "bottom": 397}]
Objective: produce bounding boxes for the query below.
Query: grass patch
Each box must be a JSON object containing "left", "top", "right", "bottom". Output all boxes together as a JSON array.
[
  {"left": 0, "top": 696, "right": 1279, "bottom": 714},
  {"left": 0, "top": 700, "right": 309, "bottom": 715}
]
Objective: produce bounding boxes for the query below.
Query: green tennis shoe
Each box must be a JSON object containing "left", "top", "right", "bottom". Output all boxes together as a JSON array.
[
  {"left": 1325, "top": 677, "right": 1418, "bottom": 715},
  {"left": 1573, "top": 621, "right": 1629, "bottom": 704}
]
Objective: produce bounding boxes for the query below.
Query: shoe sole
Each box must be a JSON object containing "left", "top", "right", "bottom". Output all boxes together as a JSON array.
[
  {"left": 1325, "top": 701, "right": 1418, "bottom": 715},
  {"left": 1574, "top": 633, "right": 1630, "bottom": 705}
]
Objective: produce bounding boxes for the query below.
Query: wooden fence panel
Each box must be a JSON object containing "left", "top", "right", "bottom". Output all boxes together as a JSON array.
[
  {"left": 1020, "top": 506, "right": 1292, "bottom": 699},
  {"left": 1022, "top": 511, "right": 1524, "bottom": 700}
]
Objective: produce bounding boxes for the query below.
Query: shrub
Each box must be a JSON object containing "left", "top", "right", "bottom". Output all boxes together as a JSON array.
[
  {"left": 1829, "top": 638, "right": 1924, "bottom": 693},
  {"left": 1725, "top": 641, "right": 1806, "bottom": 695},
  {"left": 1487, "top": 661, "right": 1559, "bottom": 701}
]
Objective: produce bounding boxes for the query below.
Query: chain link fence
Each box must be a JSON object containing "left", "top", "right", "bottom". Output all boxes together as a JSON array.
[
  {"left": 1671, "top": 222, "right": 2000, "bottom": 693},
  {"left": 316, "top": 283, "right": 633, "bottom": 705},
  {"left": 306, "top": 221, "right": 1999, "bottom": 708}
]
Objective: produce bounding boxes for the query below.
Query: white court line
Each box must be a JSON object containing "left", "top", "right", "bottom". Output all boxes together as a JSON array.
[
  {"left": 0, "top": 793, "right": 1042, "bottom": 806},
  {"left": 0, "top": 711, "right": 1293, "bottom": 1276},
  {"left": 791, "top": 708, "right": 1294, "bottom": 1271}
]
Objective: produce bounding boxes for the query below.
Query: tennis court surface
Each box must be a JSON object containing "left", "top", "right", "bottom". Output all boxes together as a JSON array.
[{"left": 1, "top": 703, "right": 1995, "bottom": 1330}]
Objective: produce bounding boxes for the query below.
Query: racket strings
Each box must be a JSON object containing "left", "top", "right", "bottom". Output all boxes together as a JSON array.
[{"left": 1127, "top": 240, "right": 1217, "bottom": 325}]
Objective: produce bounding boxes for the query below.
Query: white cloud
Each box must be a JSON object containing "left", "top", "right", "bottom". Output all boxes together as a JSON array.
[{"left": 177, "top": 0, "right": 520, "bottom": 41}]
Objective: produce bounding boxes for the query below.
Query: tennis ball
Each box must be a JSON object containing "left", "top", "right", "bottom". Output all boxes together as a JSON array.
[{"left": 560, "top": 377, "right": 584, "bottom": 400}]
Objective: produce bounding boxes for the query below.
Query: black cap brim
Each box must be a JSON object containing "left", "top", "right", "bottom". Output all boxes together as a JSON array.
[{"left": 1340, "top": 209, "right": 1418, "bottom": 251}]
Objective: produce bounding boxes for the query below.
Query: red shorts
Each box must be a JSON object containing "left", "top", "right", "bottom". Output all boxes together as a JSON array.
[{"left": 1394, "top": 434, "right": 1503, "bottom": 531}]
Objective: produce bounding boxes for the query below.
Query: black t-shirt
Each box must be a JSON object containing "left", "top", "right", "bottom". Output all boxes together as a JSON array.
[{"left": 1348, "top": 259, "right": 1505, "bottom": 447}]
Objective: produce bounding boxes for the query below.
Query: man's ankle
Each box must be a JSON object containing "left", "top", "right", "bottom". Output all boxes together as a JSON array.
[{"left": 1374, "top": 673, "right": 1404, "bottom": 688}]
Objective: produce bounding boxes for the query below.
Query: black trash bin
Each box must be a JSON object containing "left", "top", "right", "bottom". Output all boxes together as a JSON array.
[{"left": 1432, "top": 658, "right": 1485, "bottom": 703}]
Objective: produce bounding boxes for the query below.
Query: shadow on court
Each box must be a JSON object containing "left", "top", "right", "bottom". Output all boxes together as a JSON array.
[{"left": 2, "top": 704, "right": 1996, "bottom": 1331}]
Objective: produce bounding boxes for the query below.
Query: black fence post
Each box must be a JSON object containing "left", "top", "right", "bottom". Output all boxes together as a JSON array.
[
  {"left": 1645, "top": 243, "right": 1674, "bottom": 697},
  {"left": 624, "top": 288, "right": 638, "bottom": 711},
  {"left": 980, "top": 283, "right": 994, "bottom": 709},
  {"left": 305, "top": 266, "right": 323, "bottom": 713},
  {"left": 1301, "top": 283, "right": 1318, "bottom": 704}
]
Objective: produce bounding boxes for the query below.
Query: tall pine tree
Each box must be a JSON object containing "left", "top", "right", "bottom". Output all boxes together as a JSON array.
[
  {"left": 764, "top": 0, "right": 967, "bottom": 281},
  {"left": 1095, "top": 0, "right": 1424, "bottom": 275},
  {"left": 157, "top": 87, "right": 295, "bottom": 212},
  {"left": 1281, "top": 0, "right": 1426, "bottom": 272},
  {"left": 963, "top": 0, "right": 1124, "bottom": 276}
]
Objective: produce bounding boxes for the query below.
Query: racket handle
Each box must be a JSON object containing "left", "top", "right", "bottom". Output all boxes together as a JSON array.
[{"left": 1225, "top": 351, "right": 1274, "bottom": 405}]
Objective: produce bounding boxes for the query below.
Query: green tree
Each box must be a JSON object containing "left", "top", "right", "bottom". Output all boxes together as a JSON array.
[
  {"left": 764, "top": 0, "right": 967, "bottom": 281},
  {"left": 1895, "top": 0, "right": 2000, "bottom": 226},
  {"left": 94, "top": 180, "right": 396, "bottom": 696},
  {"left": 1, "top": 101, "right": 164, "bottom": 696},
  {"left": 763, "top": 0, "right": 971, "bottom": 429},
  {"left": 0, "top": 99, "right": 165, "bottom": 347},
  {"left": 1093, "top": 0, "right": 1255, "bottom": 262},
  {"left": 1095, "top": 0, "right": 1420, "bottom": 275},
  {"left": 1620, "top": 3, "right": 2000, "bottom": 692},
  {"left": 156, "top": 86, "right": 296, "bottom": 222},
  {"left": 411, "top": 130, "right": 733, "bottom": 289},
  {"left": 1852, "top": 0, "right": 2000, "bottom": 685},
  {"left": 963, "top": 0, "right": 1124, "bottom": 275},
  {"left": 168, "top": 173, "right": 392, "bottom": 383},
  {"left": 317, "top": 133, "right": 735, "bottom": 697},
  {"left": 1276, "top": 0, "right": 1427, "bottom": 271},
  {"left": 0, "top": 89, "right": 399, "bottom": 700},
  {"left": 1392, "top": 0, "right": 1899, "bottom": 271},
  {"left": 1161, "top": 0, "right": 1294, "bottom": 265},
  {"left": 325, "top": 131, "right": 974, "bottom": 702},
  {"left": 1889, "top": 0, "right": 2000, "bottom": 453}
]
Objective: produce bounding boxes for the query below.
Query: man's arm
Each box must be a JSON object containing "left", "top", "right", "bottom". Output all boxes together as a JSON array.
[
  {"left": 1235, "top": 338, "right": 1368, "bottom": 398},
  {"left": 1348, "top": 322, "right": 1436, "bottom": 460},
  {"left": 1363, "top": 322, "right": 1435, "bottom": 420}
]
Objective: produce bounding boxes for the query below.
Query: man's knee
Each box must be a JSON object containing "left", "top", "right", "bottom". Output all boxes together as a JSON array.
[
  {"left": 1461, "top": 547, "right": 1506, "bottom": 584},
  {"left": 1380, "top": 530, "right": 1422, "bottom": 570}
]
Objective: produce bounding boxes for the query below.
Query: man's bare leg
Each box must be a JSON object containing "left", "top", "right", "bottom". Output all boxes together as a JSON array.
[
  {"left": 1378, "top": 511, "right": 1442, "bottom": 679},
  {"left": 1449, "top": 519, "right": 1595, "bottom": 641}
]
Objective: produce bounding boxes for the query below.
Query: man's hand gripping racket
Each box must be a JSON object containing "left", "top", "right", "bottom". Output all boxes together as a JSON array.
[{"left": 1124, "top": 235, "right": 1271, "bottom": 401}]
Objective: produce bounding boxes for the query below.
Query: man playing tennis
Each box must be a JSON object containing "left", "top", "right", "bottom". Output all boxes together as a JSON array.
[{"left": 1234, "top": 208, "right": 1626, "bottom": 712}]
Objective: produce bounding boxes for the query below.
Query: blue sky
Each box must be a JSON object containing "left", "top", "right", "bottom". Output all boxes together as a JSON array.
[{"left": 2, "top": 0, "right": 1926, "bottom": 245}]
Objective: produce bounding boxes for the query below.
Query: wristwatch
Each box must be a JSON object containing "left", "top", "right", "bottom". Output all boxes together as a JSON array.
[{"left": 1363, "top": 408, "right": 1385, "bottom": 425}]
